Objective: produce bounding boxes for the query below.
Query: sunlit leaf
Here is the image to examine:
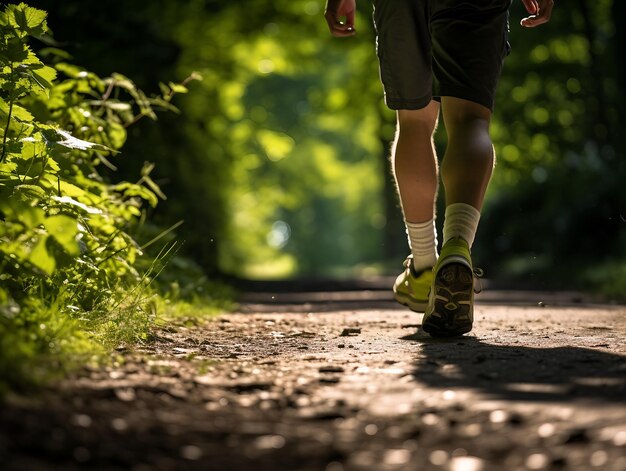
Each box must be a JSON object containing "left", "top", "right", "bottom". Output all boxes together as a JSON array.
[
  {"left": 28, "top": 235, "right": 55, "bottom": 275},
  {"left": 0, "top": 97, "right": 33, "bottom": 121},
  {"left": 44, "top": 129, "right": 116, "bottom": 153},
  {"left": 168, "top": 82, "right": 188, "bottom": 94},
  {"left": 58, "top": 181, "right": 86, "bottom": 198},
  {"left": 44, "top": 214, "right": 79, "bottom": 255},
  {"left": 30, "top": 64, "right": 57, "bottom": 89},
  {"left": 6, "top": 3, "right": 48, "bottom": 37},
  {"left": 38, "top": 47, "right": 73, "bottom": 61},
  {"left": 106, "top": 122, "right": 127, "bottom": 149},
  {"left": 51, "top": 195, "right": 102, "bottom": 215}
]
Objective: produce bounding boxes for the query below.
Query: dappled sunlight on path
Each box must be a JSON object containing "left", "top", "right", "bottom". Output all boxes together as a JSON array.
[{"left": 2, "top": 295, "right": 625, "bottom": 470}]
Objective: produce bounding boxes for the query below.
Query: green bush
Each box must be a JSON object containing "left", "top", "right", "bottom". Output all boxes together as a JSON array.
[{"left": 0, "top": 3, "right": 199, "bottom": 392}]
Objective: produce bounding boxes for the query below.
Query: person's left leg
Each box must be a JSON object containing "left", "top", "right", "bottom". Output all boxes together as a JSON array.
[
  {"left": 391, "top": 102, "right": 441, "bottom": 312},
  {"left": 393, "top": 102, "right": 440, "bottom": 226}
]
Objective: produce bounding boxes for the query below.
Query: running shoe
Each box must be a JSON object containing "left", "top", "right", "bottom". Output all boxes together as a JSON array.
[
  {"left": 422, "top": 237, "right": 476, "bottom": 337},
  {"left": 393, "top": 255, "right": 433, "bottom": 313}
]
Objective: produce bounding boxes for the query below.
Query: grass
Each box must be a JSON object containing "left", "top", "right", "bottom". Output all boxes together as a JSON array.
[{"left": 0, "top": 274, "right": 234, "bottom": 396}]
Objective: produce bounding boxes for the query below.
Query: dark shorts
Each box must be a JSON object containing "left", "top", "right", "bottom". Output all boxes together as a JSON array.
[{"left": 372, "top": 0, "right": 512, "bottom": 111}]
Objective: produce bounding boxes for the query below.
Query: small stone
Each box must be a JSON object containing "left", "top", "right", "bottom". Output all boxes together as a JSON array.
[
  {"left": 340, "top": 328, "right": 361, "bottom": 337},
  {"left": 384, "top": 449, "right": 411, "bottom": 465},
  {"left": 564, "top": 428, "right": 590, "bottom": 444},
  {"left": 111, "top": 418, "right": 128, "bottom": 432},
  {"left": 429, "top": 450, "right": 448, "bottom": 466},
  {"left": 254, "top": 435, "right": 286, "bottom": 450},
  {"left": 526, "top": 453, "right": 549, "bottom": 470},
  {"left": 449, "top": 456, "right": 485, "bottom": 471},
  {"left": 319, "top": 366, "right": 345, "bottom": 373},
  {"left": 115, "top": 388, "right": 136, "bottom": 402},
  {"left": 180, "top": 445, "right": 203, "bottom": 460},
  {"left": 72, "top": 414, "right": 92, "bottom": 428}
]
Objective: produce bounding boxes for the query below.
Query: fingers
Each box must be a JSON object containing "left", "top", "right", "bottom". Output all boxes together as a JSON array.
[
  {"left": 521, "top": 0, "right": 538, "bottom": 14},
  {"left": 324, "top": 9, "right": 356, "bottom": 37},
  {"left": 520, "top": 0, "right": 554, "bottom": 28}
]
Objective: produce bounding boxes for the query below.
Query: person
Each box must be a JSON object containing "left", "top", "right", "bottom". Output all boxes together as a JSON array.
[{"left": 324, "top": 0, "right": 554, "bottom": 336}]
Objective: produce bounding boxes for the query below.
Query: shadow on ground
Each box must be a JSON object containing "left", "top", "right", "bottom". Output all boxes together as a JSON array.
[{"left": 404, "top": 330, "right": 626, "bottom": 403}]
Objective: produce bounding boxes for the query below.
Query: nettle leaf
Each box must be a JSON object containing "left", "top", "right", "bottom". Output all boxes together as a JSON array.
[
  {"left": 42, "top": 128, "right": 116, "bottom": 153},
  {"left": 113, "top": 182, "right": 158, "bottom": 208},
  {"left": 44, "top": 214, "right": 79, "bottom": 256},
  {"left": 30, "top": 65, "right": 57, "bottom": 90},
  {"left": 158, "top": 82, "right": 170, "bottom": 96},
  {"left": 0, "top": 97, "right": 34, "bottom": 122},
  {"left": 107, "top": 73, "right": 135, "bottom": 91},
  {"left": 0, "top": 199, "right": 44, "bottom": 228},
  {"left": 2, "top": 37, "right": 29, "bottom": 63},
  {"left": 54, "top": 62, "right": 86, "bottom": 79},
  {"left": 20, "top": 138, "right": 47, "bottom": 159},
  {"left": 168, "top": 82, "right": 188, "bottom": 94},
  {"left": 106, "top": 122, "right": 127, "bottom": 149},
  {"left": 38, "top": 47, "right": 73, "bottom": 61},
  {"left": 0, "top": 161, "right": 18, "bottom": 174},
  {"left": 12, "top": 183, "right": 46, "bottom": 201},
  {"left": 28, "top": 235, "right": 55, "bottom": 275},
  {"left": 10, "top": 104, "right": 33, "bottom": 122},
  {"left": 58, "top": 180, "right": 86, "bottom": 198},
  {"left": 6, "top": 3, "right": 48, "bottom": 38},
  {"left": 51, "top": 195, "right": 102, "bottom": 215},
  {"left": 150, "top": 97, "right": 180, "bottom": 113}
]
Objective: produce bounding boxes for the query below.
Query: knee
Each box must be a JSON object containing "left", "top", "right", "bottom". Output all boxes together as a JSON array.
[
  {"left": 443, "top": 103, "right": 491, "bottom": 139},
  {"left": 397, "top": 106, "right": 439, "bottom": 137}
]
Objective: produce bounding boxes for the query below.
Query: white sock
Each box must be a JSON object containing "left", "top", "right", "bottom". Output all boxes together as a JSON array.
[
  {"left": 442, "top": 203, "right": 481, "bottom": 248},
  {"left": 405, "top": 219, "right": 438, "bottom": 272}
]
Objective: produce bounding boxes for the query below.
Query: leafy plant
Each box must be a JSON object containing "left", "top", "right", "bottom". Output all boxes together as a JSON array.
[{"left": 0, "top": 3, "right": 199, "bottom": 391}]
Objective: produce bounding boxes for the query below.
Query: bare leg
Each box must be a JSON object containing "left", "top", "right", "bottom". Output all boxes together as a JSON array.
[
  {"left": 421, "top": 97, "right": 495, "bottom": 337},
  {"left": 392, "top": 101, "right": 440, "bottom": 223},
  {"left": 440, "top": 97, "right": 494, "bottom": 210}
]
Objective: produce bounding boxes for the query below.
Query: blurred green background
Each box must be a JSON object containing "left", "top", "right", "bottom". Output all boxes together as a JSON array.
[{"left": 33, "top": 0, "right": 625, "bottom": 294}]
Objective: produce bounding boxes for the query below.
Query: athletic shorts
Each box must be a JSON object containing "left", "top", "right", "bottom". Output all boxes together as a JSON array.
[{"left": 372, "top": 0, "right": 512, "bottom": 111}]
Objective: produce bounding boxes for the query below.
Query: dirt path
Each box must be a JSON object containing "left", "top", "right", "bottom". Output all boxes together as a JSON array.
[{"left": 2, "top": 289, "right": 625, "bottom": 471}]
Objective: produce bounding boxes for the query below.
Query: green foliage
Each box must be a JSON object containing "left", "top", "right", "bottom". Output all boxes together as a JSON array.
[
  {"left": 475, "top": 0, "right": 625, "bottom": 289},
  {"left": 35, "top": 0, "right": 388, "bottom": 278},
  {"left": 0, "top": 3, "right": 201, "bottom": 392},
  {"left": 144, "top": 0, "right": 387, "bottom": 277},
  {"left": 32, "top": 0, "right": 624, "bottom": 294}
]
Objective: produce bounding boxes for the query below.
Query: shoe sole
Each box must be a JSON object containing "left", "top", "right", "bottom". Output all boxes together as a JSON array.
[
  {"left": 422, "top": 262, "right": 473, "bottom": 337},
  {"left": 394, "top": 291, "right": 427, "bottom": 313}
]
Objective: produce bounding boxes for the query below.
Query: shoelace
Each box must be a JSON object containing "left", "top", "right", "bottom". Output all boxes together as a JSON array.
[{"left": 473, "top": 267, "right": 484, "bottom": 294}]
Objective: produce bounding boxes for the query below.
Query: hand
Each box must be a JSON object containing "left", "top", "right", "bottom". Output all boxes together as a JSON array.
[
  {"left": 324, "top": 0, "right": 357, "bottom": 37},
  {"left": 520, "top": 0, "right": 554, "bottom": 27}
]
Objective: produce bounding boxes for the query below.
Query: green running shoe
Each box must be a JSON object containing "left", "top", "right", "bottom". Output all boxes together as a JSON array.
[
  {"left": 393, "top": 255, "right": 433, "bottom": 313},
  {"left": 422, "top": 237, "right": 476, "bottom": 337}
]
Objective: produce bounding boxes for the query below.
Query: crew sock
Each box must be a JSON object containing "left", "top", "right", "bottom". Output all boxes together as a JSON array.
[
  {"left": 405, "top": 218, "right": 438, "bottom": 272},
  {"left": 442, "top": 203, "right": 481, "bottom": 248}
]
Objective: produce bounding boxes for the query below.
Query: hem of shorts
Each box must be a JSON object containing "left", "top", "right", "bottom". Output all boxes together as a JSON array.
[
  {"left": 438, "top": 85, "right": 494, "bottom": 111},
  {"left": 385, "top": 94, "right": 433, "bottom": 110}
]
